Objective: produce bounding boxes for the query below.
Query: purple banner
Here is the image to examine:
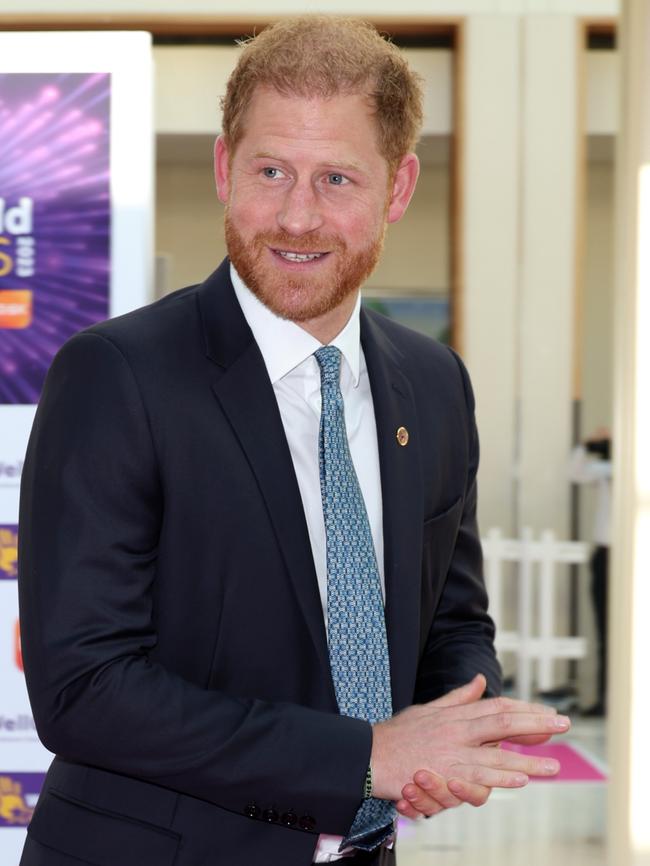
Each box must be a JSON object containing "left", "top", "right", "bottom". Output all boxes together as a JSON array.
[
  {"left": 0, "top": 526, "right": 18, "bottom": 580},
  {"left": 0, "top": 772, "right": 45, "bottom": 827},
  {"left": 0, "top": 73, "right": 111, "bottom": 404}
]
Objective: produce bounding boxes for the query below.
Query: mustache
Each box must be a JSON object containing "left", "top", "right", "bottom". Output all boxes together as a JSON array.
[{"left": 253, "top": 230, "right": 346, "bottom": 254}]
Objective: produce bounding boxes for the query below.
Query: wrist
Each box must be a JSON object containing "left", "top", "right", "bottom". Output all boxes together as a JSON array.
[{"left": 369, "top": 720, "right": 394, "bottom": 800}]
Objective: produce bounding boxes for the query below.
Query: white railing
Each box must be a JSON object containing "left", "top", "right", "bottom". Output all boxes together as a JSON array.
[{"left": 482, "top": 528, "right": 590, "bottom": 700}]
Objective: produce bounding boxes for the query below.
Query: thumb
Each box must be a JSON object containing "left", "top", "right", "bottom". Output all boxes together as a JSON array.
[{"left": 430, "top": 673, "right": 487, "bottom": 708}]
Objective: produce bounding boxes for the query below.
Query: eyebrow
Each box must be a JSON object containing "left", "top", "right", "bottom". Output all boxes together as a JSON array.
[{"left": 249, "top": 151, "right": 366, "bottom": 174}]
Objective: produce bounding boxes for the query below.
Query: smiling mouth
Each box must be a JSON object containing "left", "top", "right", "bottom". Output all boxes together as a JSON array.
[{"left": 273, "top": 249, "right": 327, "bottom": 263}]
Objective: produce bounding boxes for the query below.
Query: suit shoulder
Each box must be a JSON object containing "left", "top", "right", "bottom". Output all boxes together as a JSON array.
[
  {"left": 362, "top": 306, "right": 475, "bottom": 410},
  {"left": 363, "top": 305, "right": 458, "bottom": 368},
  {"left": 86, "top": 282, "right": 201, "bottom": 350},
  {"left": 43, "top": 282, "right": 207, "bottom": 397}
]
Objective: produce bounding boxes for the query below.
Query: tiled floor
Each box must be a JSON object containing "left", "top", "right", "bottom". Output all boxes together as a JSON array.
[{"left": 398, "top": 718, "right": 607, "bottom": 866}]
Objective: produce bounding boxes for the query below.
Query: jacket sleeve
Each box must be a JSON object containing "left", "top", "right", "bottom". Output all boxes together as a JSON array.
[
  {"left": 18, "top": 331, "right": 369, "bottom": 835},
  {"left": 413, "top": 348, "right": 502, "bottom": 703}
]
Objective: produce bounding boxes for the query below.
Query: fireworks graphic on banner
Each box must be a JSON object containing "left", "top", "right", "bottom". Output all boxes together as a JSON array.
[{"left": 0, "top": 73, "right": 111, "bottom": 404}]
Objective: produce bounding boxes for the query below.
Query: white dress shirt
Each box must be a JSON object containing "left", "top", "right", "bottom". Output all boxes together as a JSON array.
[{"left": 231, "top": 264, "right": 384, "bottom": 862}]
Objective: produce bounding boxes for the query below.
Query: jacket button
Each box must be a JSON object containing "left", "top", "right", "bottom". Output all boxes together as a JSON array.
[
  {"left": 244, "top": 803, "right": 260, "bottom": 819},
  {"left": 299, "top": 814, "right": 316, "bottom": 831},
  {"left": 262, "top": 808, "right": 279, "bottom": 823},
  {"left": 281, "top": 810, "right": 298, "bottom": 826}
]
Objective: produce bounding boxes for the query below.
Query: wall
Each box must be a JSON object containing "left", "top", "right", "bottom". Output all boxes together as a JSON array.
[{"left": 156, "top": 148, "right": 223, "bottom": 292}]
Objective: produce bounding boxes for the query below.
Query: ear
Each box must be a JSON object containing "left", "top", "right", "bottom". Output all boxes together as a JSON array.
[
  {"left": 214, "top": 135, "right": 231, "bottom": 203},
  {"left": 386, "top": 153, "right": 420, "bottom": 224}
]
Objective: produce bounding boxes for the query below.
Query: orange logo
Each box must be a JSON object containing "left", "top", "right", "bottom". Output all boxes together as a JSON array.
[
  {"left": 0, "top": 777, "right": 33, "bottom": 826},
  {"left": 14, "top": 621, "right": 23, "bottom": 672},
  {"left": 0, "top": 290, "right": 32, "bottom": 329},
  {"left": 0, "top": 527, "right": 17, "bottom": 578}
]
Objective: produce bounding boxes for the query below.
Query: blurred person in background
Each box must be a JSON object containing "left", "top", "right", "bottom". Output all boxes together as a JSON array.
[{"left": 569, "top": 428, "right": 612, "bottom": 717}]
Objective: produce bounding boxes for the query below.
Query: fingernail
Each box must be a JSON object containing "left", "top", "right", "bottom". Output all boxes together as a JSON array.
[
  {"left": 514, "top": 774, "right": 528, "bottom": 786},
  {"left": 553, "top": 716, "right": 570, "bottom": 729},
  {"left": 543, "top": 760, "right": 560, "bottom": 773}
]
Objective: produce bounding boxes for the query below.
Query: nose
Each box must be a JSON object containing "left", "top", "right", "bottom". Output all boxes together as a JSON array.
[{"left": 276, "top": 179, "right": 325, "bottom": 236}]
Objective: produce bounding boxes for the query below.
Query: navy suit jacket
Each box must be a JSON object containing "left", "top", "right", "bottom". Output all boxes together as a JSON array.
[{"left": 18, "top": 259, "right": 500, "bottom": 866}]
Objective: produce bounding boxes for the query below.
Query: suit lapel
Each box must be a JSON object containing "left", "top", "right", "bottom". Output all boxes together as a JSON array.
[
  {"left": 197, "top": 261, "right": 335, "bottom": 698},
  {"left": 361, "top": 310, "right": 423, "bottom": 711}
]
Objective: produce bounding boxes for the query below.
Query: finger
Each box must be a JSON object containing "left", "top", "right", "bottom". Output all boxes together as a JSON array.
[
  {"left": 400, "top": 785, "right": 450, "bottom": 817},
  {"left": 506, "top": 733, "right": 554, "bottom": 747},
  {"left": 469, "top": 745, "right": 561, "bottom": 778},
  {"left": 403, "top": 774, "right": 462, "bottom": 811},
  {"left": 459, "top": 696, "right": 558, "bottom": 722},
  {"left": 447, "top": 777, "right": 491, "bottom": 807},
  {"left": 412, "top": 768, "right": 464, "bottom": 808},
  {"left": 469, "top": 711, "right": 570, "bottom": 745},
  {"left": 449, "top": 764, "right": 529, "bottom": 789},
  {"left": 396, "top": 798, "right": 427, "bottom": 820},
  {"left": 429, "top": 674, "right": 487, "bottom": 709}
]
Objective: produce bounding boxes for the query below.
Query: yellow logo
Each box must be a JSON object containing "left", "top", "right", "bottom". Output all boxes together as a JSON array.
[
  {"left": 0, "top": 776, "right": 33, "bottom": 826},
  {"left": 0, "top": 528, "right": 18, "bottom": 578}
]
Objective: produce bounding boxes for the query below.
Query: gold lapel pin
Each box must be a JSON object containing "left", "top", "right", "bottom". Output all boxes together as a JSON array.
[{"left": 396, "top": 426, "right": 409, "bottom": 447}]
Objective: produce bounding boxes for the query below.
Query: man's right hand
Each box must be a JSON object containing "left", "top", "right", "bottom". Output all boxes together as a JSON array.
[{"left": 372, "top": 674, "right": 570, "bottom": 816}]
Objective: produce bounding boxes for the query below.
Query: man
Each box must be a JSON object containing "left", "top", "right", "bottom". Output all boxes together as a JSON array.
[{"left": 18, "top": 17, "right": 569, "bottom": 866}]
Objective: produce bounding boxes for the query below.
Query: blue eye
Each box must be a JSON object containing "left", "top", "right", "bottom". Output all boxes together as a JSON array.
[
  {"left": 328, "top": 174, "right": 346, "bottom": 185},
  {"left": 263, "top": 167, "right": 281, "bottom": 179}
]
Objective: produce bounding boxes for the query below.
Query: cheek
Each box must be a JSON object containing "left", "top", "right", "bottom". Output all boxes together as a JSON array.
[
  {"left": 333, "top": 189, "right": 387, "bottom": 234},
  {"left": 228, "top": 194, "right": 272, "bottom": 232},
  {"left": 337, "top": 208, "right": 384, "bottom": 246}
]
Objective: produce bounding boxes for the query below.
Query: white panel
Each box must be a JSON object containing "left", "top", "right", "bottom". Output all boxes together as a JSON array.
[
  {"left": 462, "top": 15, "right": 520, "bottom": 535},
  {"left": 0, "top": 407, "right": 35, "bottom": 523},
  {"left": 518, "top": 15, "right": 578, "bottom": 536}
]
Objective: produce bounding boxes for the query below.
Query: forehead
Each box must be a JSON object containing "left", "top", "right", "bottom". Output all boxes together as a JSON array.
[{"left": 233, "top": 85, "right": 385, "bottom": 166}]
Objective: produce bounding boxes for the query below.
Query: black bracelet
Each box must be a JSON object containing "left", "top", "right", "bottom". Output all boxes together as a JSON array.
[{"left": 364, "top": 765, "right": 373, "bottom": 799}]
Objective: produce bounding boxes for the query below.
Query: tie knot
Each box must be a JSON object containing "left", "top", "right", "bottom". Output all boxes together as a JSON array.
[{"left": 315, "top": 345, "right": 342, "bottom": 386}]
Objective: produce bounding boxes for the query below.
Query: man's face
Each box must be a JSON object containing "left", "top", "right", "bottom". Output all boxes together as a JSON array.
[{"left": 215, "top": 85, "right": 418, "bottom": 330}]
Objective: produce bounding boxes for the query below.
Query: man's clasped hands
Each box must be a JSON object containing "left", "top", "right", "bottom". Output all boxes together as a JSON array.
[{"left": 370, "top": 673, "right": 571, "bottom": 819}]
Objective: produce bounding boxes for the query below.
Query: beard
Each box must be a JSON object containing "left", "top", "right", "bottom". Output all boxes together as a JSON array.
[{"left": 224, "top": 210, "right": 385, "bottom": 323}]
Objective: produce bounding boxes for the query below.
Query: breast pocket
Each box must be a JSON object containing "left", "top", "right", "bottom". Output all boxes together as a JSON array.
[
  {"left": 27, "top": 788, "right": 181, "bottom": 866},
  {"left": 420, "top": 496, "right": 464, "bottom": 648}
]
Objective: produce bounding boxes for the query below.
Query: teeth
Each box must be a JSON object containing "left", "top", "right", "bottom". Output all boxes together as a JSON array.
[{"left": 277, "top": 251, "right": 323, "bottom": 262}]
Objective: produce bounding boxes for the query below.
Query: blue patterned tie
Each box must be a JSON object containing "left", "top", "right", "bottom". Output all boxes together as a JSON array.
[{"left": 315, "top": 346, "right": 396, "bottom": 852}]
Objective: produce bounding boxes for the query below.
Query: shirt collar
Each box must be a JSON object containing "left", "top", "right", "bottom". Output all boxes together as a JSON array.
[{"left": 230, "top": 262, "right": 361, "bottom": 386}]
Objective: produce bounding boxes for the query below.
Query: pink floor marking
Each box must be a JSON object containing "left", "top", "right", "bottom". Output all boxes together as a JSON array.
[{"left": 502, "top": 742, "right": 607, "bottom": 782}]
